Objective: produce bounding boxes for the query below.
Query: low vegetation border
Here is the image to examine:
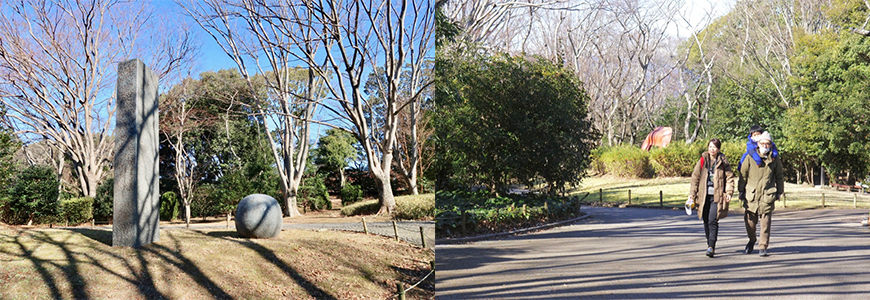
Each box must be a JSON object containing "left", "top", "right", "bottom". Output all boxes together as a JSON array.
[{"left": 436, "top": 176, "right": 870, "bottom": 241}]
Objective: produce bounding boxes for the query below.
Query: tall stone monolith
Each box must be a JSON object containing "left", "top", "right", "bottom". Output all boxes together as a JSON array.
[{"left": 113, "top": 59, "right": 159, "bottom": 247}]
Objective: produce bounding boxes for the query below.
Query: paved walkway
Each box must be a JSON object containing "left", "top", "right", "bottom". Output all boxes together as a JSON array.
[{"left": 436, "top": 206, "right": 870, "bottom": 299}]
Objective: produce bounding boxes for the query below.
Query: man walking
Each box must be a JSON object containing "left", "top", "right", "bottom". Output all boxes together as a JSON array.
[{"left": 738, "top": 131, "right": 784, "bottom": 257}]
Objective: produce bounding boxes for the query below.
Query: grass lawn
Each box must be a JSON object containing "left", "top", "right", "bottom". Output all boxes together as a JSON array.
[
  {"left": 0, "top": 227, "right": 434, "bottom": 299},
  {"left": 571, "top": 175, "right": 870, "bottom": 211}
]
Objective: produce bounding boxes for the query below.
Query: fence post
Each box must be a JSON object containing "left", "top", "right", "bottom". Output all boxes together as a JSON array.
[
  {"left": 783, "top": 193, "right": 787, "bottom": 208},
  {"left": 393, "top": 221, "right": 399, "bottom": 241},
  {"left": 362, "top": 217, "right": 368, "bottom": 234},
  {"left": 660, "top": 191, "right": 663, "bottom": 207},
  {"left": 226, "top": 213, "right": 231, "bottom": 229},
  {"left": 420, "top": 226, "right": 427, "bottom": 248},
  {"left": 91, "top": 218, "right": 95, "bottom": 228},
  {"left": 599, "top": 188, "right": 603, "bottom": 203},
  {"left": 855, "top": 193, "right": 858, "bottom": 208},
  {"left": 397, "top": 282, "right": 406, "bottom": 300},
  {"left": 822, "top": 193, "right": 826, "bottom": 208},
  {"left": 628, "top": 190, "right": 631, "bottom": 205}
]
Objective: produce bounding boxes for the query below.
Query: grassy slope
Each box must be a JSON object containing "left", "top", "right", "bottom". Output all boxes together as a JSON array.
[
  {"left": 572, "top": 175, "right": 870, "bottom": 210},
  {"left": 0, "top": 228, "right": 434, "bottom": 299}
]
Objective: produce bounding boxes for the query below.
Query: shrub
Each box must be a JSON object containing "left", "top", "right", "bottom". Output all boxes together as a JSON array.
[
  {"left": 60, "top": 197, "right": 94, "bottom": 225},
  {"left": 649, "top": 140, "right": 745, "bottom": 177},
  {"left": 299, "top": 174, "right": 331, "bottom": 211},
  {"left": 340, "top": 200, "right": 379, "bottom": 216},
  {"left": 2, "top": 165, "right": 60, "bottom": 225},
  {"left": 340, "top": 194, "right": 436, "bottom": 220},
  {"left": 721, "top": 140, "right": 745, "bottom": 170},
  {"left": 595, "top": 145, "right": 654, "bottom": 178},
  {"left": 160, "top": 191, "right": 180, "bottom": 221},
  {"left": 93, "top": 178, "right": 115, "bottom": 220},
  {"left": 346, "top": 169, "right": 380, "bottom": 197},
  {"left": 93, "top": 178, "right": 113, "bottom": 221},
  {"left": 649, "top": 141, "right": 706, "bottom": 177},
  {"left": 340, "top": 184, "right": 363, "bottom": 206},
  {"left": 392, "top": 194, "right": 435, "bottom": 220}
]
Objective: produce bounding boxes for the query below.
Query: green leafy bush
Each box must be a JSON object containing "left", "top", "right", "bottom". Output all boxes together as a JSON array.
[
  {"left": 299, "top": 174, "right": 331, "bottom": 211},
  {"left": 595, "top": 145, "right": 654, "bottom": 178},
  {"left": 649, "top": 140, "right": 744, "bottom": 177},
  {"left": 721, "top": 141, "right": 745, "bottom": 170},
  {"left": 60, "top": 197, "right": 94, "bottom": 225},
  {"left": 2, "top": 165, "right": 60, "bottom": 225},
  {"left": 649, "top": 141, "right": 706, "bottom": 177},
  {"left": 340, "top": 184, "right": 363, "bottom": 206},
  {"left": 160, "top": 191, "right": 180, "bottom": 221},
  {"left": 93, "top": 178, "right": 113, "bottom": 221},
  {"left": 434, "top": 190, "right": 580, "bottom": 237}
]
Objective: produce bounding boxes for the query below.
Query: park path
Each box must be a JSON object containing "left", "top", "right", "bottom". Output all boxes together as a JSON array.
[{"left": 435, "top": 206, "right": 870, "bottom": 299}]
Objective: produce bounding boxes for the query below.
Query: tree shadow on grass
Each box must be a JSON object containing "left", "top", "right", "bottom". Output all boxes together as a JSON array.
[
  {"left": 0, "top": 228, "right": 252, "bottom": 299},
  {"left": 199, "top": 230, "right": 338, "bottom": 300}
]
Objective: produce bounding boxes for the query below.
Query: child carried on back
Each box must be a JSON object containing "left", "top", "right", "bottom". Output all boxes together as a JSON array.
[{"left": 738, "top": 125, "right": 779, "bottom": 172}]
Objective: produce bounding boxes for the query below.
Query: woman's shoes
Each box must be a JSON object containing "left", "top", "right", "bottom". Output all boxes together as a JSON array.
[
  {"left": 744, "top": 242, "right": 754, "bottom": 254},
  {"left": 705, "top": 247, "right": 714, "bottom": 258},
  {"left": 759, "top": 248, "right": 769, "bottom": 257}
]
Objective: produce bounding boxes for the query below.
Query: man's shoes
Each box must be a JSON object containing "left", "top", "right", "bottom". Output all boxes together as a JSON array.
[
  {"left": 706, "top": 247, "right": 714, "bottom": 258},
  {"left": 759, "top": 248, "right": 769, "bottom": 257},
  {"left": 744, "top": 242, "right": 754, "bottom": 254}
]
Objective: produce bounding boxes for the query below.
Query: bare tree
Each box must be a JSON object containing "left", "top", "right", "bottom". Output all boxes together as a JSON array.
[
  {"left": 296, "top": 0, "right": 435, "bottom": 213},
  {"left": 675, "top": 0, "right": 718, "bottom": 143},
  {"left": 183, "top": 0, "right": 326, "bottom": 217},
  {"left": 0, "top": 0, "right": 195, "bottom": 197},
  {"left": 160, "top": 77, "right": 208, "bottom": 228},
  {"left": 720, "top": 0, "right": 833, "bottom": 108}
]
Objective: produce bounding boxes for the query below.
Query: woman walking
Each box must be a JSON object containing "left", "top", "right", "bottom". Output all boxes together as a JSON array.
[{"left": 689, "top": 138, "right": 735, "bottom": 258}]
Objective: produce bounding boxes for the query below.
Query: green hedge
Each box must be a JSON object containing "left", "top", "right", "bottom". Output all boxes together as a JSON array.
[
  {"left": 597, "top": 140, "right": 747, "bottom": 178},
  {"left": 435, "top": 191, "right": 579, "bottom": 237},
  {"left": 649, "top": 141, "right": 706, "bottom": 176},
  {"left": 60, "top": 197, "right": 94, "bottom": 225},
  {"left": 595, "top": 145, "right": 654, "bottom": 178}
]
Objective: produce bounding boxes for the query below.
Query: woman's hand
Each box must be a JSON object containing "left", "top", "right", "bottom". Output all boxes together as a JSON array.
[{"left": 725, "top": 194, "right": 732, "bottom": 203}]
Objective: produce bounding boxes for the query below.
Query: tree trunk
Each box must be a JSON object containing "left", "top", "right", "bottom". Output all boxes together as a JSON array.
[
  {"left": 376, "top": 176, "right": 396, "bottom": 215},
  {"left": 185, "top": 202, "right": 191, "bottom": 229},
  {"left": 339, "top": 168, "right": 346, "bottom": 189},
  {"left": 284, "top": 188, "right": 302, "bottom": 217}
]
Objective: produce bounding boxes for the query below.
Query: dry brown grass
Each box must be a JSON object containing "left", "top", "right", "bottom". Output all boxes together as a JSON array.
[{"left": 0, "top": 228, "right": 434, "bottom": 299}]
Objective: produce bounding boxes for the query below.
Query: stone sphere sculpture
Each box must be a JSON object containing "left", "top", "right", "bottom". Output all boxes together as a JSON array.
[{"left": 235, "top": 194, "right": 283, "bottom": 238}]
